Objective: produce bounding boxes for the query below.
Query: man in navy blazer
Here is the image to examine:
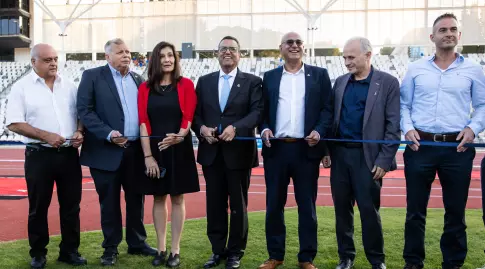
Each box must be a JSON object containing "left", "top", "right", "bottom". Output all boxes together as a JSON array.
[
  {"left": 77, "top": 38, "right": 156, "bottom": 266},
  {"left": 258, "top": 32, "right": 333, "bottom": 269}
]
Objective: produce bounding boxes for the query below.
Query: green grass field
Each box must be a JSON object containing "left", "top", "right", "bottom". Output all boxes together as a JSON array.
[{"left": 0, "top": 207, "right": 484, "bottom": 269}]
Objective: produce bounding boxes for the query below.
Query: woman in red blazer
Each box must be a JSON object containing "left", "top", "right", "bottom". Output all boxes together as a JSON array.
[{"left": 137, "top": 41, "right": 199, "bottom": 267}]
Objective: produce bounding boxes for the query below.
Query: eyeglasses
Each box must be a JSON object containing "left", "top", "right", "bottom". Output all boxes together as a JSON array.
[
  {"left": 283, "top": 39, "right": 303, "bottom": 47},
  {"left": 218, "top": 46, "right": 239, "bottom": 53}
]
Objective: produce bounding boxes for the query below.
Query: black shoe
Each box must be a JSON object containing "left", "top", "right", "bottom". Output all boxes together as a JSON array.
[
  {"left": 204, "top": 253, "right": 226, "bottom": 268},
  {"left": 152, "top": 251, "right": 167, "bottom": 267},
  {"left": 226, "top": 255, "right": 241, "bottom": 269},
  {"left": 166, "top": 253, "right": 180, "bottom": 268},
  {"left": 404, "top": 264, "right": 423, "bottom": 269},
  {"left": 127, "top": 245, "right": 158, "bottom": 256},
  {"left": 442, "top": 265, "right": 462, "bottom": 269},
  {"left": 372, "top": 264, "right": 386, "bottom": 269},
  {"left": 58, "top": 252, "right": 87, "bottom": 266},
  {"left": 31, "top": 256, "right": 46, "bottom": 269},
  {"left": 100, "top": 253, "right": 117, "bottom": 266},
  {"left": 336, "top": 258, "right": 354, "bottom": 269}
]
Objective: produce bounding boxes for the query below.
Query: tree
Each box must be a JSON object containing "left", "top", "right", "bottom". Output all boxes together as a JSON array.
[{"left": 380, "top": 47, "right": 394, "bottom": 55}]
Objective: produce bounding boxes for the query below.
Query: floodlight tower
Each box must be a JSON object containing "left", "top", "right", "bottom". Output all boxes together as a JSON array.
[
  {"left": 33, "top": 0, "right": 103, "bottom": 63},
  {"left": 284, "top": 0, "right": 339, "bottom": 59}
]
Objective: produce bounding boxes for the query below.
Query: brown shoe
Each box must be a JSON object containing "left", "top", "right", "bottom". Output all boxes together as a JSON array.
[
  {"left": 298, "top": 262, "right": 318, "bottom": 269},
  {"left": 258, "top": 259, "right": 284, "bottom": 269}
]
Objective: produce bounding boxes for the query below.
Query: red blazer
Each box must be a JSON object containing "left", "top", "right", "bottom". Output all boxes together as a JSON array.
[{"left": 138, "top": 77, "right": 197, "bottom": 135}]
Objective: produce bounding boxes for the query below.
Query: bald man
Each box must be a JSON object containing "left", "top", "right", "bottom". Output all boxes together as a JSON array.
[
  {"left": 258, "top": 32, "right": 333, "bottom": 269},
  {"left": 329, "top": 37, "right": 400, "bottom": 269},
  {"left": 6, "top": 44, "right": 87, "bottom": 268}
]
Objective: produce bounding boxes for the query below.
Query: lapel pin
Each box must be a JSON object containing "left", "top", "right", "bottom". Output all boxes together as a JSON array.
[{"left": 237, "top": 84, "right": 240, "bottom": 87}]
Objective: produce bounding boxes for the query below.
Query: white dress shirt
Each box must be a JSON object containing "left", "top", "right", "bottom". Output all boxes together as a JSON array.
[
  {"left": 6, "top": 70, "right": 79, "bottom": 145},
  {"left": 273, "top": 65, "right": 306, "bottom": 138},
  {"left": 218, "top": 67, "right": 238, "bottom": 100}
]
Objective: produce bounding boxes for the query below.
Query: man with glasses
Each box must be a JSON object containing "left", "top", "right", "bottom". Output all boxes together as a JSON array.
[
  {"left": 193, "top": 36, "right": 263, "bottom": 269},
  {"left": 258, "top": 32, "right": 333, "bottom": 269}
]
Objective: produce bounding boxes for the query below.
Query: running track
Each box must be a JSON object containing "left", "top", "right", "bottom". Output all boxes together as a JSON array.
[{"left": 0, "top": 147, "right": 483, "bottom": 242}]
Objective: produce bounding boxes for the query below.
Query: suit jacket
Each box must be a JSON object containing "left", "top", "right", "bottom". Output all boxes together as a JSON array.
[
  {"left": 192, "top": 68, "right": 263, "bottom": 170},
  {"left": 331, "top": 68, "right": 400, "bottom": 172},
  {"left": 259, "top": 64, "right": 333, "bottom": 160},
  {"left": 77, "top": 64, "right": 144, "bottom": 172}
]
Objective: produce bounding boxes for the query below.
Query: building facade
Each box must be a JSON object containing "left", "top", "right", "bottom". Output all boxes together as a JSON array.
[{"left": 13, "top": 0, "right": 485, "bottom": 61}]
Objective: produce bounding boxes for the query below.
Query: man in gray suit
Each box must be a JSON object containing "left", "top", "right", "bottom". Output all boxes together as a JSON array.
[{"left": 328, "top": 37, "right": 400, "bottom": 269}]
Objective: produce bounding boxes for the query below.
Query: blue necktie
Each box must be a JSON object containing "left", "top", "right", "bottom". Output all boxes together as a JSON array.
[{"left": 220, "top": 74, "right": 231, "bottom": 111}]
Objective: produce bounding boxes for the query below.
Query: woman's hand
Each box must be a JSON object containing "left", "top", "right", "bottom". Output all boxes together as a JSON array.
[
  {"left": 145, "top": 156, "right": 160, "bottom": 178},
  {"left": 321, "top": 155, "right": 331, "bottom": 168},
  {"left": 158, "top": 133, "right": 184, "bottom": 151}
]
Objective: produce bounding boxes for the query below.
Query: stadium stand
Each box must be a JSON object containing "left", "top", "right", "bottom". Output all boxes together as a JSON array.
[
  {"left": 0, "top": 61, "right": 32, "bottom": 142},
  {"left": 1, "top": 53, "right": 485, "bottom": 142}
]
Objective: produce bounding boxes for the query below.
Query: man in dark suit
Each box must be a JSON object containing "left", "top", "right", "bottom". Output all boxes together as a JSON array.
[
  {"left": 257, "top": 32, "right": 333, "bottom": 269},
  {"left": 77, "top": 38, "right": 156, "bottom": 266},
  {"left": 329, "top": 37, "right": 400, "bottom": 269},
  {"left": 192, "top": 36, "right": 263, "bottom": 269}
]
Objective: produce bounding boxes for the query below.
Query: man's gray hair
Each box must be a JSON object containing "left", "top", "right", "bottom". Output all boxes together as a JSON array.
[
  {"left": 345, "top": 36, "right": 373, "bottom": 53},
  {"left": 30, "top": 43, "right": 52, "bottom": 59},
  {"left": 104, "top": 38, "right": 125, "bottom": 54}
]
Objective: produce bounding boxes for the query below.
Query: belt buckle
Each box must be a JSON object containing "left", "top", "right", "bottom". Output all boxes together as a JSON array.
[{"left": 433, "top": 134, "right": 446, "bottom": 142}]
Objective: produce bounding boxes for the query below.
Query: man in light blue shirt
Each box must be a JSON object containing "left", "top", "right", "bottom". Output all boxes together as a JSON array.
[
  {"left": 77, "top": 38, "right": 157, "bottom": 266},
  {"left": 400, "top": 13, "right": 485, "bottom": 269},
  {"left": 107, "top": 64, "right": 139, "bottom": 141}
]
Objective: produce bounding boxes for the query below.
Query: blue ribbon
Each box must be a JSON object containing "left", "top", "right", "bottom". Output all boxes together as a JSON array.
[
  {"left": 130, "top": 135, "right": 485, "bottom": 148},
  {"left": 7, "top": 135, "right": 481, "bottom": 148},
  {"left": 230, "top": 137, "right": 485, "bottom": 147}
]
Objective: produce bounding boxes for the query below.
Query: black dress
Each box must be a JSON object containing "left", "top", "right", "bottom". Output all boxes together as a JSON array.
[{"left": 138, "top": 85, "right": 200, "bottom": 196}]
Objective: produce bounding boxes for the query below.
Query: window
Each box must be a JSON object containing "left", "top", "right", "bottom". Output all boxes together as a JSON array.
[
  {"left": 19, "top": 0, "right": 29, "bottom": 11},
  {"left": 20, "top": 16, "right": 29, "bottom": 37},
  {"left": 0, "top": 49, "right": 15, "bottom": 62},
  {"left": 0, "top": 16, "right": 29, "bottom": 37},
  {"left": 0, "top": 19, "right": 8, "bottom": 35},
  {"left": 8, "top": 18, "right": 18, "bottom": 34},
  {"left": 0, "top": 0, "right": 19, "bottom": 9}
]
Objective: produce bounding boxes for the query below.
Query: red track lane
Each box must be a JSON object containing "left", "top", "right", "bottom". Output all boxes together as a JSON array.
[{"left": 0, "top": 148, "right": 483, "bottom": 242}]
